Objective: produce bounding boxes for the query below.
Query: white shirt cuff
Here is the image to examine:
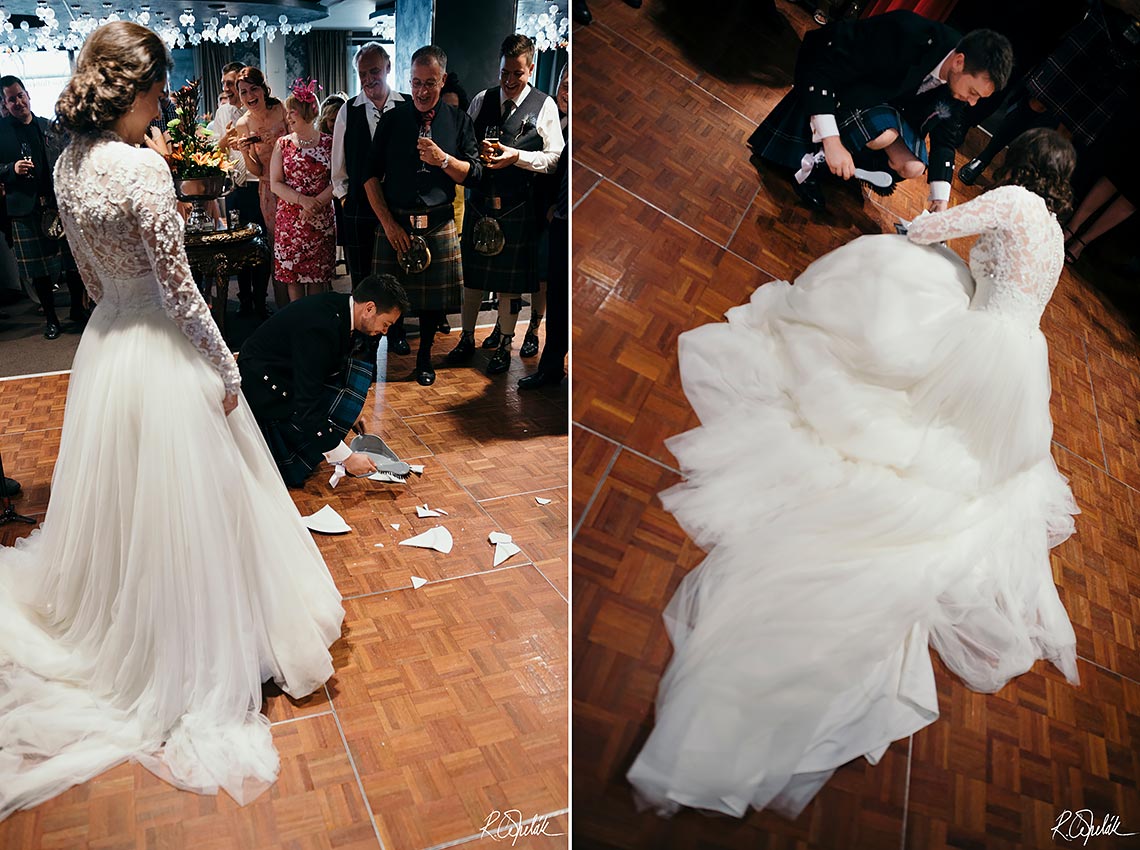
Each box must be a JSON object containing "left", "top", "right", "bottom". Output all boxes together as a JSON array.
[
  {"left": 928, "top": 181, "right": 951, "bottom": 202},
  {"left": 810, "top": 114, "right": 840, "bottom": 142},
  {"left": 323, "top": 441, "right": 353, "bottom": 465}
]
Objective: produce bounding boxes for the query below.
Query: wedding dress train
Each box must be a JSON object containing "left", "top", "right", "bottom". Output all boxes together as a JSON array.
[{"left": 627, "top": 185, "right": 1080, "bottom": 818}]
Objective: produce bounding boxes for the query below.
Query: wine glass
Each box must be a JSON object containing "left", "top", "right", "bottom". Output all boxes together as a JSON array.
[{"left": 19, "top": 142, "right": 33, "bottom": 174}]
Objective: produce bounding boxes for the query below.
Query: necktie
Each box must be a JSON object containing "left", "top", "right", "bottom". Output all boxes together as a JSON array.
[
  {"left": 502, "top": 99, "right": 516, "bottom": 121},
  {"left": 916, "top": 74, "right": 942, "bottom": 95}
]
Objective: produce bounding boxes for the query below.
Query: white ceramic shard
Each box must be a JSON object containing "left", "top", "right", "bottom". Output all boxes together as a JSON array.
[
  {"left": 303, "top": 504, "right": 351, "bottom": 534},
  {"left": 398, "top": 526, "right": 454, "bottom": 554},
  {"left": 488, "top": 531, "right": 513, "bottom": 545},
  {"left": 535, "top": 497, "right": 552, "bottom": 505},
  {"left": 492, "top": 541, "right": 521, "bottom": 567},
  {"left": 410, "top": 575, "right": 428, "bottom": 589}
]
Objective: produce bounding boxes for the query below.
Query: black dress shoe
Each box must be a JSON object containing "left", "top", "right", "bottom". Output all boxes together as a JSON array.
[
  {"left": 573, "top": 0, "right": 592, "bottom": 24},
  {"left": 444, "top": 335, "right": 476, "bottom": 364},
  {"left": 520, "top": 329, "right": 540, "bottom": 357},
  {"left": 481, "top": 323, "right": 502, "bottom": 349},
  {"left": 414, "top": 364, "right": 436, "bottom": 386},
  {"left": 44, "top": 322, "right": 62, "bottom": 340},
  {"left": 793, "top": 172, "right": 826, "bottom": 211},
  {"left": 437, "top": 317, "right": 451, "bottom": 335},
  {"left": 2, "top": 477, "right": 21, "bottom": 497},
  {"left": 387, "top": 333, "right": 411, "bottom": 356},
  {"left": 518, "top": 371, "right": 564, "bottom": 390},
  {"left": 487, "top": 337, "right": 514, "bottom": 375},
  {"left": 957, "top": 158, "right": 987, "bottom": 186}
]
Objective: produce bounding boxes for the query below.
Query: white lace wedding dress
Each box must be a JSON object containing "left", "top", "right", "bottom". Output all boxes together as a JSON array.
[
  {"left": 0, "top": 132, "right": 344, "bottom": 818},
  {"left": 627, "top": 185, "right": 1080, "bottom": 818}
]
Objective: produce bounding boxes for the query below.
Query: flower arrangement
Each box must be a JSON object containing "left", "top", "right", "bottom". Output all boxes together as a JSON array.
[{"left": 162, "top": 79, "right": 233, "bottom": 179}]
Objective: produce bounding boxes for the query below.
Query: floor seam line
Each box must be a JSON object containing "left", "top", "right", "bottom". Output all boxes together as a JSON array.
[
  {"left": 324, "top": 683, "right": 388, "bottom": 850},
  {"left": 724, "top": 185, "right": 761, "bottom": 250},
  {"left": 1077, "top": 653, "right": 1140, "bottom": 686},
  {"left": 573, "top": 423, "right": 683, "bottom": 476},
  {"left": 1081, "top": 336, "right": 1112, "bottom": 472},
  {"left": 341, "top": 562, "right": 533, "bottom": 600},
  {"left": 572, "top": 444, "right": 621, "bottom": 540},
  {"left": 900, "top": 734, "right": 913, "bottom": 850},
  {"left": 572, "top": 175, "right": 604, "bottom": 212},
  {"left": 268, "top": 709, "right": 333, "bottom": 727}
]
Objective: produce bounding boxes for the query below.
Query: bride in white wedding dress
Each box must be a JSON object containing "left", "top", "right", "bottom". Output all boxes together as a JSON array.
[
  {"left": 627, "top": 129, "right": 1082, "bottom": 819},
  {"left": 0, "top": 22, "right": 343, "bottom": 818}
]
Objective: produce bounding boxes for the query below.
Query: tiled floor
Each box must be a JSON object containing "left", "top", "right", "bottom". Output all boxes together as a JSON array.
[
  {"left": 571, "top": 1, "right": 1140, "bottom": 848},
  {"left": 0, "top": 318, "right": 569, "bottom": 849}
]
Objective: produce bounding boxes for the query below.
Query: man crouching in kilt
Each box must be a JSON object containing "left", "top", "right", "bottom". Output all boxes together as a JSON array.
[
  {"left": 237, "top": 274, "right": 409, "bottom": 488},
  {"left": 445, "top": 33, "right": 563, "bottom": 376},
  {"left": 364, "top": 44, "right": 482, "bottom": 387}
]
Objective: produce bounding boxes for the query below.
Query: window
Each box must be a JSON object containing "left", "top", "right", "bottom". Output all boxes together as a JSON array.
[{"left": 2, "top": 50, "right": 71, "bottom": 117}]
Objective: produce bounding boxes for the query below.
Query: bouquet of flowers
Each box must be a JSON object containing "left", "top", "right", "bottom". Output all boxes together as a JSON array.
[{"left": 162, "top": 79, "right": 233, "bottom": 179}]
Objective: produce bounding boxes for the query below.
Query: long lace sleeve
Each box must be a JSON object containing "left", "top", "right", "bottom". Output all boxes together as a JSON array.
[
  {"left": 907, "top": 185, "right": 1027, "bottom": 246},
  {"left": 131, "top": 150, "right": 241, "bottom": 395}
]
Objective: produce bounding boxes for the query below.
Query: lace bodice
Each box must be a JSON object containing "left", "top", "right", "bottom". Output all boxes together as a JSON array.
[
  {"left": 54, "top": 133, "right": 240, "bottom": 394},
  {"left": 907, "top": 185, "right": 1063, "bottom": 324}
]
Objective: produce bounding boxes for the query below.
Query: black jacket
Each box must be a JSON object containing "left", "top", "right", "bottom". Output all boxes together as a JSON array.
[
  {"left": 237, "top": 291, "right": 354, "bottom": 455},
  {"left": 795, "top": 11, "right": 965, "bottom": 183},
  {"left": 0, "top": 115, "right": 62, "bottom": 218}
]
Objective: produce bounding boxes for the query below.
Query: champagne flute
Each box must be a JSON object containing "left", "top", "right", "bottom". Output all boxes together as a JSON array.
[
  {"left": 19, "top": 142, "right": 34, "bottom": 175},
  {"left": 417, "top": 123, "right": 432, "bottom": 174},
  {"left": 482, "top": 125, "right": 500, "bottom": 163}
]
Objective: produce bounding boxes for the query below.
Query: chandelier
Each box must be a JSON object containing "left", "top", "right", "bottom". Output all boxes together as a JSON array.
[
  {"left": 518, "top": 4, "right": 568, "bottom": 51},
  {"left": 0, "top": 1, "right": 313, "bottom": 52}
]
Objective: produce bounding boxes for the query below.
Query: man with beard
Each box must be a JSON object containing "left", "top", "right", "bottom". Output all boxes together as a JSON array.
[{"left": 364, "top": 45, "right": 481, "bottom": 386}]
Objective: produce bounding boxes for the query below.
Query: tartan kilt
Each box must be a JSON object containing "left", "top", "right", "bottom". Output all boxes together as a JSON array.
[
  {"left": 11, "top": 216, "right": 61, "bottom": 282},
  {"left": 460, "top": 194, "right": 540, "bottom": 295},
  {"left": 372, "top": 219, "right": 462, "bottom": 313},
  {"left": 749, "top": 90, "right": 927, "bottom": 172},
  {"left": 264, "top": 353, "right": 372, "bottom": 487},
  {"left": 1023, "top": 5, "right": 1132, "bottom": 149}
]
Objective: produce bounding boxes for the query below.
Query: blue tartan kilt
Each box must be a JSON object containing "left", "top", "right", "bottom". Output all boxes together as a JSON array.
[
  {"left": 749, "top": 91, "right": 927, "bottom": 173},
  {"left": 266, "top": 353, "right": 372, "bottom": 487},
  {"left": 11, "top": 216, "right": 61, "bottom": 282}
]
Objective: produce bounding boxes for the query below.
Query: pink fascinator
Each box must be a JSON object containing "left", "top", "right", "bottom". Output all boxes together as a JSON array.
[{"left": 290, "top": 78, "right": 322, "bottom": 105}]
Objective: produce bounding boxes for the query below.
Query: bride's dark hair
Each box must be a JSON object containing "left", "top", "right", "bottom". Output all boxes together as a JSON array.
[
  {"left": 56, "top": 21, "right": 172, "bottom": 133},
  {"left": 992, "top": 128, "right": 1075, "bottom": 216}
]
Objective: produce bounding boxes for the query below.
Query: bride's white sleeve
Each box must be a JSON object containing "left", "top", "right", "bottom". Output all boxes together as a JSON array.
[
  {"left": 131, "top": 150, "right": 241, "bottom": 396},
  {"left": 907, "top": 185, "right": 1028, "bottom": 246},
  {"left": 58, "top": 207, "right": 104, "bottom": 305}
]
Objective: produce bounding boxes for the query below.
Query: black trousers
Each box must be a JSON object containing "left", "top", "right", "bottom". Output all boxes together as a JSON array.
[
  {"left": 536, "top": 217, "right": 568, "bottom": 376},
  {"left": 344, "top": 209, "right": 379, "bottom": 287}
]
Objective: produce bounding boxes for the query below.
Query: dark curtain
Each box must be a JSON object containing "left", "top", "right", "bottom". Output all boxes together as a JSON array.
[
  {"left": 307, "top": 31, "right": 349, "bottom": 99},
  {"left": 862, "top": 0, "right": 960, "bottom": 20},
  {"left": 198, "top": 42, "right": 233, "bottom": 121}
]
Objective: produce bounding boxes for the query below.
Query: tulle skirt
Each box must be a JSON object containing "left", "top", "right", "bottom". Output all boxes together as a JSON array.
[
  {"left": 0, "top": 294, "right": 344, "bottom": 818},
  {"left": 627, "top": 234, "right": 1079, "bottom": 819}
]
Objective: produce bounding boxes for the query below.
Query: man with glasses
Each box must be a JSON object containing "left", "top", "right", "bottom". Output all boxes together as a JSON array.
[
  {"left": 332, "top": 42, "right": 413, "bottom": 354},
  {"left": 363, "top": 45, "right": 481, "bottom": 386},
  {"left": 444, "top": 34, "right": 563, "bottom": 377}
]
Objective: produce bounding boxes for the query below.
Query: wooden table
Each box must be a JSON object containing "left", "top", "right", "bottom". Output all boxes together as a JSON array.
[{"left": 184, "top": 223, "right": 269, "bottom": 335}]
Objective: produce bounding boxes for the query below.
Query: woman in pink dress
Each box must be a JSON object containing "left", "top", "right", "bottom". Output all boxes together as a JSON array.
[
  {"left": 233, "top": 67, "right": 287, "bottom": 308},
  {"left": 269, "top": 80, "right": 335, "bottom": 301}
]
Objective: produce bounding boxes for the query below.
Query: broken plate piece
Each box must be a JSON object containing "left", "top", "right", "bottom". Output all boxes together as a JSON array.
[
  {"left": 399, "top": 526, "right": 454, "bottom": 554},
  {"left": 410, "top": 575, "right": 428, "bottom": 589},
  {"left": 493, "top": 541, "right": 522, "bottom": 567},
  {"left": 303, "top": 504, "right": 351, "bottom": 534},
  {"left": 488, "top": 531, "right": 513, "bottom": 545},
  {"left": 416, "top": 504, "right": 448, "bottom": 518},
  {"left": 391, "top": 523, "right": 401, "bottom": 531},
  {"left": 409, "top": 464, "right": 425, "bottom": 475},
  {"left": 535, "top": 497, "right": 552, "bottom": 505}
]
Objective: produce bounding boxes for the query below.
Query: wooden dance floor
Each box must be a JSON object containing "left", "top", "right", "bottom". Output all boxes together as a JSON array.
[
  {"left": 0, "top": 325, "right": 569, "bottom": 849},
  {"left": 572, "top": 1, "right": 1140, "bottom": 848}
]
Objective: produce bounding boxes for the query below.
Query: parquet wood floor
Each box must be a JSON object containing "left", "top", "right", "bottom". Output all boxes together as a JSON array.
[
  {"left": 572, "top": 0, "right": 1140, "bottom": 846},
  {"left": 0, "top": 321, "right": 568, "bottom": 848}
]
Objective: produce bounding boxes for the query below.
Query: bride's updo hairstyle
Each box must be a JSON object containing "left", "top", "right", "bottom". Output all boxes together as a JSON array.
[
  {"left": 993, "top": 128, "right": 1076, "bottom": 216},
  {"left": 56, "top": 21, "right": 172, "bottom": 134}
]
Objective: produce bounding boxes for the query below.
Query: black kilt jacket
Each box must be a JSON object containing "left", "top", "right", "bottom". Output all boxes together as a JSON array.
[
  {"left": 750, "top": 10, "right": 967, "bottom": 184},
  {"left": 237, "top": 291, "right": 355, "bottom": 456}
]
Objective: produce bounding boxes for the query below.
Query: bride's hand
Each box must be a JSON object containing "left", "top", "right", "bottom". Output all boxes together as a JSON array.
[
  {"left": 143, "top": 127, "right": 171, "bottom": 158},
  {"left": 928, "top": 199, "right": 948, "bottom": 214},
  {"left": 223, "top": 390, "right": 239, "bottom": 416}
]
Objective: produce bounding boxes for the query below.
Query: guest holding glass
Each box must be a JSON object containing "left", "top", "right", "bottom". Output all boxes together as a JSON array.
[
  {"left": 269, "top": 79, "right": 335, "bottom": 302},
  {"left": 364, "top": 45, "right": 481, "bottom": 386}
]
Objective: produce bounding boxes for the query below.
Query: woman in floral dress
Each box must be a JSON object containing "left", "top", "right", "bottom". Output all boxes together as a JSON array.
[{"left": 269, "top": 80, "right": 335, "bottom": 301}]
